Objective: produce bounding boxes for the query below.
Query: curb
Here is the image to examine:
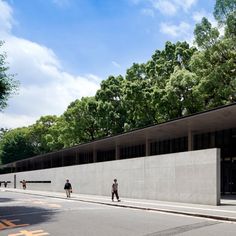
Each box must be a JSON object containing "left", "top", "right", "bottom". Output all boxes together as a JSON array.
[{"left": 5, "top": 189, "right": 236, "bottom": 223}]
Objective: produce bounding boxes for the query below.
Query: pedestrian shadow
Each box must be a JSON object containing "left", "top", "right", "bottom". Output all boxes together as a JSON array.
[
  {"left": 0, "top": 205, "right": 57, "bottom": 231},
  {"left": 0, "top": 197, "right": 15, "bottom": 203}
]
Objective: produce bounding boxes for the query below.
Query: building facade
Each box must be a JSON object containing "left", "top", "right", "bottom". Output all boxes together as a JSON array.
[{"left": 1, "top": 103, "right": 236, "bottom": 203}]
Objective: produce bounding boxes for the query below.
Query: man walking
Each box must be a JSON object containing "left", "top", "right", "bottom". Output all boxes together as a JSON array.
[
  {"left": 22, "top": 180, "right": 26, "bottom": 190},
  {"left": 64, "top": 179, "right": 72, "bottom": 198},
  {"left": 111, "top": 179, "right": 120, "bottom": 202}
]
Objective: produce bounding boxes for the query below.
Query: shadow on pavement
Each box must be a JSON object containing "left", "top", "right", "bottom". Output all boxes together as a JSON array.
[
  {"left": 221, "top": 195, "right": 236, "bottom": 200},
  {"left": 221, "top": 195, "right": 236, "bottom": 206},
  {"left": 0, "top": 197, "right": 15, "bottom": 203},
  {"left": 0, "top": 205, "right": 57, "bottom": 231}
]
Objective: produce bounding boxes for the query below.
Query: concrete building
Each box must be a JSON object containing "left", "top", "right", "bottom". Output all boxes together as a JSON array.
[{"left": 1, "top": 103, "right": 236, "bottom": 205}]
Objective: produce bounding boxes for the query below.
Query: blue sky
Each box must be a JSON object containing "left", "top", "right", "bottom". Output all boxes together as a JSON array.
[{"left": 0, "top": 0, "right": 216, "bottom": 128}]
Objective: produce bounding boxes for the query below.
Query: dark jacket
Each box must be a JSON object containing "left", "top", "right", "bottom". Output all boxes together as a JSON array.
[{"left": 64, "top": 182, "right": 72, "bottom": 190}]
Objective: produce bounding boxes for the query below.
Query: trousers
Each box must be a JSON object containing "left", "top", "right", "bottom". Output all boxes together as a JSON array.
[{"left": 112, "top": 190, "right": 119, "bottom": 200}]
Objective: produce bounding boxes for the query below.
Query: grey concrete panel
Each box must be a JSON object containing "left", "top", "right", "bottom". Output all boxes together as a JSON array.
[{"left": 0, "top": 148, "right": 220, "bottom": 205}]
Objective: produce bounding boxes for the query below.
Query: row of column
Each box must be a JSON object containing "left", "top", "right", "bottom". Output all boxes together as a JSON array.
[{"left": 11, "top": 129, "right": 208, "bottom": 173}]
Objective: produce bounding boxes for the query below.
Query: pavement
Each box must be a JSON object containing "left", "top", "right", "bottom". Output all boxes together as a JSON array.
[{"left": 2, "top": 188, "right": 236, "bottom": 223}]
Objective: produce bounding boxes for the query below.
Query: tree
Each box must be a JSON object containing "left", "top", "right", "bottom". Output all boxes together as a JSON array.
[
  {"left": 29, "top": 115, "right": 64, "bottom": 153},
  {"left": 225, "top": 12, "right": 236, "bottom": 38},
  {"left": 122, "top": 63, "right": 156, "bottom": 130},
  {"left": 163, "top": 67, "right": 203, "bottom": 118},
  {"left": 146, "top": 41, "right": 197, "bottom": 121},
  {"left": 0, "top": 41, "right": 18, "bottom": 111},
  {"left": 194, "top": 17, "right": 220, "bottom": 49},
  {"left": 0, "top": 128, "right": 36, "bottom": 164},
  {"left": 95, "top": 75, "right": 126, "bottom": 135},
  {"left": 0, "top": 128, "right": 8, "bottom": 140},
  {"left": 214, "top": 0, "right": 236, "bottom": 24},
  {"left": 190, "top": 37, "right": 236, "bottom": 108},
  {"left": 61, "top": 97, "right": 100, "bottom": 147},
  {"left": 192, "top": 2, "right": 236, "bottom": 108}
]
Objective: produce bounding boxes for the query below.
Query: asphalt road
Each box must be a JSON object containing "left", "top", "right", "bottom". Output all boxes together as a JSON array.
[{"left": 1, "top": 191, "right": 236, "bottom": 236}]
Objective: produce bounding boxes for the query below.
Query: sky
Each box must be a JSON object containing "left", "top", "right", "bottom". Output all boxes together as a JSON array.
[{"left": 0, "top": 0, "right": 217, "bottom": 129}]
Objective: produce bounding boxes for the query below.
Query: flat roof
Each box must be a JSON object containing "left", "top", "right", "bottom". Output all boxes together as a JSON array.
[
  {"left": 2, "top": 102, "right": 236, "bottom": 167},
  {"left": 74, "top": 102, "right": 236, "bottom": 151}
]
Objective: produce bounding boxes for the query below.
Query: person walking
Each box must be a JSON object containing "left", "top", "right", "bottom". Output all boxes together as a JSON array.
[
  {"left": 22, "top": 180, "right": 26, "bottom": 190},
  {"left": 111, "top": 179, "right": 120, "bottom": 202},
  {"left": 64, "top": 179, "right": 72, "bottom": 198}
]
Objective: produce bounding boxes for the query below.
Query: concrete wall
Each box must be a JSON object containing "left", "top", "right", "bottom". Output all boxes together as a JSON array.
[{"left": 0, "top": 148, "right": 220, "bottom": 205}]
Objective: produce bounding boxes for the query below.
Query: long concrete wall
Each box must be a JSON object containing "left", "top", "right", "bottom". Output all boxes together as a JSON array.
[{"left": 0, "top": 148, "right": 220, "bottom": 205}]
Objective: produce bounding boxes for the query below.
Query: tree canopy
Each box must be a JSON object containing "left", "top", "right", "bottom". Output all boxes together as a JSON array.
[
  {"left": 0, "top": 0, "right": 236, "bottom": 164},
  {"left": 0, "top": 41, "right": 18, "bottom": 111}
]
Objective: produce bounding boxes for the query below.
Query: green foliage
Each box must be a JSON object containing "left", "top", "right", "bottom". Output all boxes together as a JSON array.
[
  {"left": 147, "top": 41, "right": 197, "bottom": 122},
  {"left": 1, "top": 0, "right": 236, "bottom": 164},
  {"left": 163, "top": 68, "right": 203, "bottom": 118},
  {"left": 29, "top": 115, "right": 64, "bottom": 153},
  {"left": 0, "top": 128, "right": 37, "bottom": 164},
  {"left": 225, "top": 12, "right": 236, "bottom": 38},
  {"left": 191, "top": 36, "right": 236, "bottom": 108},
  {"left": 214, "top": 0, "right": 236, "bottom": 24},
  {"left": 96, "top": 75, "right": 126, "bottom": 135},
  {"left": 122, "top": 63, "right": 156, "bottom": 130},
  {"left": 0, "top": 41, "right": 19, "bottom": 111},
  {"left": 194, "top": 17, "right": 220, "bottom": 49},
  {"left": 61, "top": 97, "right": 100, "bottom": 147}
]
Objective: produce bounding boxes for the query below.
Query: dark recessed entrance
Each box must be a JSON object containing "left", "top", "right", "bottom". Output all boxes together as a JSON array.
[
  {"left": 222, "top": 158, "right": 236, "bottom": 194},
  {"left": 220, "top": 129, "right": 236, "bottom": 195}
]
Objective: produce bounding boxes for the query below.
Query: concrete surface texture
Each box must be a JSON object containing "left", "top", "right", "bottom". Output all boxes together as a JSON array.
[{"left": 0, "top": 148, "right": 220, "bottom": 205}]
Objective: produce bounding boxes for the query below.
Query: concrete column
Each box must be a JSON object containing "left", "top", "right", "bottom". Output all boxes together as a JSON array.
[
  {"left": 115, "top": 144, "right": 120, "bottom": 160},
  {"left": 40, "top": 157, "right": 43, "bottom": 169},
  {"left": 76, "top": 151, "right": 79, "bottom": 164},
  {"left": 216, "top": 148, "right": 221, "bottom": 205},
  {"left": 61, "top": 153, "right": 64, "bottom": 167},
  {"left": 93, "top": 149, "right": 97, "bottom": 163},
  {"left": 50, "top": 155, "right": 53, "bottom": 168},
  {"left": 211, "top": 132, "right": 215, "bottom": 148},
  {"left": 170, "top": 139, "right": 173, "bottom": 153},
  {"left": 145, "top": 138, "right": 150, "bottom": 156},
  {"left": 14, "top": 174, "right": 16, "bottom": 188},
  {"left": 188, "top": 130, "right": 194, "bottom": 151}
]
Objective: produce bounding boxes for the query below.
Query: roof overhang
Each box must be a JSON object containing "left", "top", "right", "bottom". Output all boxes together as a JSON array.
[{"left": 2, "top": 103, "right": 236, "bottom": 168}]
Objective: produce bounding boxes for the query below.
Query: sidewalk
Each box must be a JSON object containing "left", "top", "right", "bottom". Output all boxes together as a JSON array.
[{"left": 3, "top": 188, "right": 236, "bottom": 223}]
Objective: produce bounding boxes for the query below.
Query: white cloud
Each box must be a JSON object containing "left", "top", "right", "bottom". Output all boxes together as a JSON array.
[
  {"left": 160, "top": 21, "right": 191, "bottom": 38},
  {"left": 0, "top": 0, "right": 100, "bottom": 129},
  {"left": 174, "top": 0, "right": 197, "bottom": 12},
  {"left": 134, "top": 0, "right": 198, "bottom": 16},
  {"left": 141, "top": 8, "right": 155, "bottom": 17},
  {"left": 150, "top": 0, "right": 177, "bottom": 16},
  {"left": 0, "top": 0, "right": 14, "bottom": 34},
  {"left": 0, "top": 113, "right": 37, "bottom": 128},
  {"left": 193, "top": 10, "right": 216, "bottom": 24},
  {"left": 112, "top": 61, "right": 121, "bottom": 68},
  {"left": 192, "top": 10, "right": 224, "bottom": 36}
]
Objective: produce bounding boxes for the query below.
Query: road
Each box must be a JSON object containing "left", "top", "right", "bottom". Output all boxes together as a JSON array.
[{"left": 1, "top": 191, "right": 236, "bottom": 236}]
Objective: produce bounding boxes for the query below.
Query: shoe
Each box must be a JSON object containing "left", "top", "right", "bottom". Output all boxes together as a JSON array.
[{"left": 118, "top": 199, "right": 121, "bottom": 202}]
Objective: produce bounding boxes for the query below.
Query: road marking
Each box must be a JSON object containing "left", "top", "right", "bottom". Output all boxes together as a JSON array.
[
  {"left": 0, "top": 219, "right": 29, "bottom": 230},
  {"left": 8, "top": 229, "right": 49, "bottom": 236}
]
